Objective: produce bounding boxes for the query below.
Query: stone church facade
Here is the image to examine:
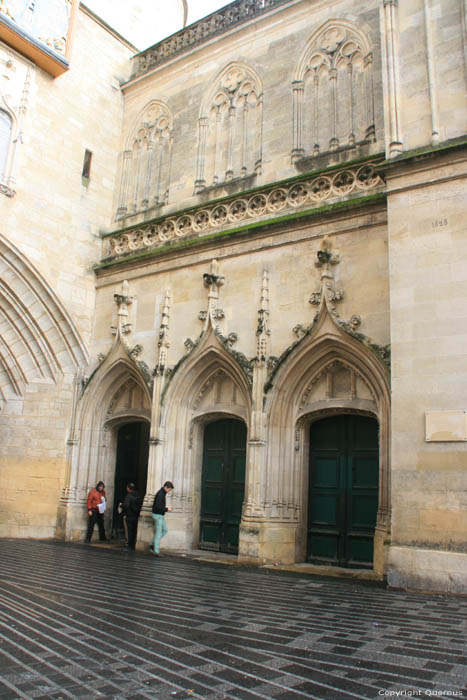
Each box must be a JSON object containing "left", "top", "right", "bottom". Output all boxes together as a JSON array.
[{"left": 1, "top": 0, "right": 467, "bottom": 594}]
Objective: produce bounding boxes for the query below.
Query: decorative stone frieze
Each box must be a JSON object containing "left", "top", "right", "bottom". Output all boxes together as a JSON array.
[
  {"left": 131, "top": 0, "right": 292, "bottom": 79},
  {"left": 102, "top": 161, "right": 384, "bottom": 261}
]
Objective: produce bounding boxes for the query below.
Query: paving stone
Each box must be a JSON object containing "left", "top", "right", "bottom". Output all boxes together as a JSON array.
[{"left": 0, "top": 540, "right": 466, "bottom": 700}]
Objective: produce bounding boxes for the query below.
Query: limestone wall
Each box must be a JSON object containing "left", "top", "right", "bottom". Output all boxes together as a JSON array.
[
  {"left": 382, "top": 0, "right": 467, "bottom": 592},
  {"left": 115, "top": 0, "right": 384, "bottom": 226},
  {"left": 386, "top": 151, "right": 467, "bottom": 593},
  {"left": 91, "top": 199, "right": 390, "bottom": 563},
  {"left": 396, "top": 0, "right": 467, "bottom": 151},
  {"left": 0, "top": 8, "right": 133, "bottom": 538}
]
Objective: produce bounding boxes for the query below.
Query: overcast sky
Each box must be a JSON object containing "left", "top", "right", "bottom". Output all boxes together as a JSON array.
[{"left": 85, "top": 0, "right": 230, "bottom": 50}]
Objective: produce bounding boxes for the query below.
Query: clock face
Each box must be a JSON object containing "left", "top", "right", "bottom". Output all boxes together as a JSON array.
[{"left": 2, "top": 0, "right": 72, "bottom": 54}]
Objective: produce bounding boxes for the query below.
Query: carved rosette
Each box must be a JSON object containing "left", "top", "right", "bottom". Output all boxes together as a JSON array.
[{"left": 103, "top": 162, "right": 384, "bottom": 261}]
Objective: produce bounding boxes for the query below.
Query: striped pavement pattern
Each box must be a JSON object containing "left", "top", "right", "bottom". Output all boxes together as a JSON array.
[{"left": 0, "top": 540, "right": 466, "bottom": 700}]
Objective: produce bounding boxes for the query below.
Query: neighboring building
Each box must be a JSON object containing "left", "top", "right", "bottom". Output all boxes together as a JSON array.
[{"left": 1, "top": 0, "right": 466, "bottom": 594}]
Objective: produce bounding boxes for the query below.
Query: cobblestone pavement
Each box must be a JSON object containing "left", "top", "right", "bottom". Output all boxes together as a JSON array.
[{"left": 0, "top": 540, "right": 466, "bottom": 700}]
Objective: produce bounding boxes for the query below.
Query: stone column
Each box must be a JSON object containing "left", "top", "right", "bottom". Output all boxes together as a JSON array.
[
  {"left": 461, "top": 0, "right": 467, "bottom": 86},
  {"left": 381, "top": 0, "right": 404, "bottom": 156},
  {"left": 329, "top": 68, "right": 339, "bottom": 150},
  {"left": 347, "top": 61, "right": 355, "bottom": 146},
  {"left": 142, "top": 141, "right": 153, "bottom": 209},
  {"left": 291, "top": 80, "right": 305, "bottom": 162},
  {"left": 117, "top": 150, "right": 132, "bottom": 218},
  {"left": 226, "top": 104, "right": 235, "bottom": 180},
  {"left": 240, "top": 100, "right": 248, "bottom": 176},
  {"left": 194, "top": 117, "right": 208, "bottom": 192},
  {"left": 364, "top": 53, "right": 376, "bottom": 141},
  {"left": 423, "top": 0, "right": 440, "bottom": 144},
  {"left": 239, "top": 270, "right": 269, "bottom": 562},
  {"left": 254, "top": 95, "right": 263, "bottom": 174}
]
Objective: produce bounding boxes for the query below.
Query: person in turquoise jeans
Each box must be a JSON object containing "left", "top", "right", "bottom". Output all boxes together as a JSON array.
[{"left": 151, "top": 481, "right": 174, "bottom": 556}]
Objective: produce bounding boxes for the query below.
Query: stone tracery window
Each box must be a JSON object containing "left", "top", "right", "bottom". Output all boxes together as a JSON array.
[
  {"left": 292, "top": 21, "right": 376, "bottom": 164},
  {"left": 116, "top": 100, "right": 173, "bottom": 219},
  {"left": 195, "top": 63, "right": 263, "bottom": 193}
]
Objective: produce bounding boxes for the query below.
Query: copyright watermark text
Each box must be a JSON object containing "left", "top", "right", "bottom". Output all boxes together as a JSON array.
[{"left": 378, "top": 692, "right": 463, "bottom": 698}]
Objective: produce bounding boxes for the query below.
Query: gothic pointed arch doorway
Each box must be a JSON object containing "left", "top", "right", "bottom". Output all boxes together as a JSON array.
[
  {"left": 307, "top": 413, "right": 379, "bottom": 568},
  {"left": 112, "top": 420, "right": 150, "bottom": 539},
  {"left": 199, "top": 418, "right": 246, "bottom": 553}
]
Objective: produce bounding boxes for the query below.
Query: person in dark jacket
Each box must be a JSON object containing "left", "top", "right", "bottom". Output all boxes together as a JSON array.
[
  {"left": 121, "top": 482, "right": 142, "bottom": 551},
  {"left": 151, "top": 481, "right": 174, "bottom": 556}
]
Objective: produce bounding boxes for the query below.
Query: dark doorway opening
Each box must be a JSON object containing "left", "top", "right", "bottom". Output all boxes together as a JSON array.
[
  {"left": 307, "top": 414, "right": 379, "bottom": 568},
  {"left": 200, "top": 418, "right": 246, "bottom": 554},
  {"left": 112, "top": 421, "right": 149, "bottom": 539}
]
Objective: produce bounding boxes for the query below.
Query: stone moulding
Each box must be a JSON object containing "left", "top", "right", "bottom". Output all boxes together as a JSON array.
[
  {"left": 102, "top": 161, "right": 385, "bottom": 262},
  {"left": 264, "top": 316, "right": 390, "bottom": 394},
  {"left": 0, "top": 183, "right": 15, "bottom": 197},
  {"left": 130, "top": 0, "right": 292, "bottom": 80}
]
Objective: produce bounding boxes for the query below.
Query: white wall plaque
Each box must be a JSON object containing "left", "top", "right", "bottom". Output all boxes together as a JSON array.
[{"left": 425, "top": 411, "right": 467, "bottom": 442}]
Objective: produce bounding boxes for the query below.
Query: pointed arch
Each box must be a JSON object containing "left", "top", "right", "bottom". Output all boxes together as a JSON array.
[
  {"left": 0, "top": 234, "right": 87, "bottom": 407},
  {"left": 292, "top": 19, "right": 375, "bottom": 162},
  {"left": 195, "top": 62, "right": 263, "bottom": 192},
  {"left": 150, "top": 327, "right": 252, "bottom": 525},
  {"left": 264, "top": 307, "right": 390, "bottom": 571},
  {"left": 117, "top": 99, "right": 174, "bottom": 219},
  {"left": 60, "top": 335, "right": 151, "bottom": 537}
]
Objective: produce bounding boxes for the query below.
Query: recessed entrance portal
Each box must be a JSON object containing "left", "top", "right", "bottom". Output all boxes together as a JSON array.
[
  {"left": 307, "top": 414, "right": 379, "bottom": 568},
  {"left": 199, "top": 418, "right": 246, "bottom": 554},
  {"left": 112, "top": 421, "right": 149, "bottom": 538}
]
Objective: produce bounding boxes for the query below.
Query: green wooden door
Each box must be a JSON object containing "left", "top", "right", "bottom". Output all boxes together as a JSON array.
[
  {"left": 307, "top": 414, "right": 379, "bottom": 568},
  {"left": 200, "top": 419, "right": 246, "bottom": 554}
]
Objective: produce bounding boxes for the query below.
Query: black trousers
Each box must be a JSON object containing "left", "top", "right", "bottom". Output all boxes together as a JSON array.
[
  {"left": 86, "top": 510, "right": 106, "bottom": 542},
  {"left": 125, "top": 517, "right": 139, "bottom": 550}
]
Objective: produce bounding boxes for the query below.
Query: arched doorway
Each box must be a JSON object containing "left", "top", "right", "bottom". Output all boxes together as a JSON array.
[
  {"left": 307, "top": 414, "right": 379, "bottom": 568},
  {"left": 112, "top": 421, "right": 149, "bottom": 538},
  {"left": 199, "top": 418, "right": 246, "bottom": 554}
]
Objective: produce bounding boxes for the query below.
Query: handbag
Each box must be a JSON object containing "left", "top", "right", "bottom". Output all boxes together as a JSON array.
[{"left": 98, "top": 498, "right": 106, "bottom": 514}]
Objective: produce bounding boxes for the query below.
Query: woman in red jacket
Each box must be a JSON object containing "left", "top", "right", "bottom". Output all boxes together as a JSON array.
[{"left": 85, "top": 481, "right": 107, "bottom": 543}]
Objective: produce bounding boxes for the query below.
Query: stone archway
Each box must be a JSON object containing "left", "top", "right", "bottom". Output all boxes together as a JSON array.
[
  {"left": 144, "top": 323, "right": 252, "bottom": 553},
  {"left": 57, "top": 336, "right": 151, "bottom": 541},
  {"left": 263, "top": 308, "right": 390, "bottom": 572}
]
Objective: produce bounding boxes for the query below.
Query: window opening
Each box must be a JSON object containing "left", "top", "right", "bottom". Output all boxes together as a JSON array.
[{"left": 82, "top": 148, "right": 92, "bottom": 185}]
